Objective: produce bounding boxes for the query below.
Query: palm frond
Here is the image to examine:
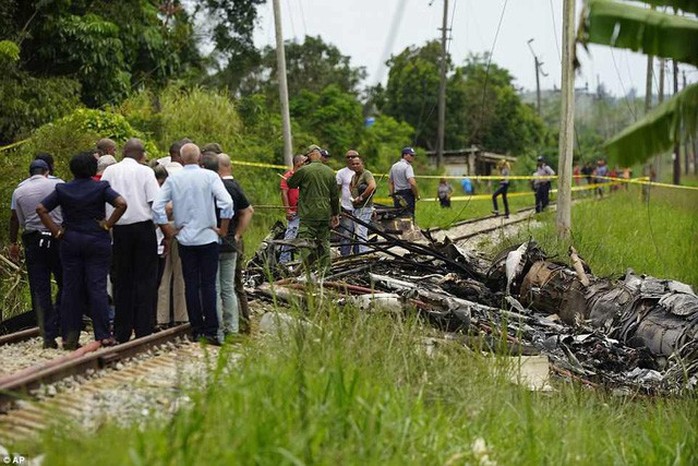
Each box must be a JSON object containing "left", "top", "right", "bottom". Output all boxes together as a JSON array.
[
  {"left": 580, "top": 0, "right": 698, "bottom": 66},
  {"left": 605, "top": 83, "right": 698, "bottom": 165}
]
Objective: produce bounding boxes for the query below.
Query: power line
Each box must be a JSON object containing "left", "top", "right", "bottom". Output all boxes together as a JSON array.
[
  {"left": 470, "top": 0, "right": 508, "bottom": 143},
  {"left": 610, "top": 48, "right": 638, "bottom": 121},
  {"left": 297, "top": 0, "right": 308, "bottom": 37}
]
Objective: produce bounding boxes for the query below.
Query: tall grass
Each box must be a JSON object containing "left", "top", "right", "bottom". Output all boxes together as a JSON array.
[
  {"left": 497, "top": 185, "right": 698, "bottom": 288},
  {"left": 27, "top": 305, "right": 698, "bottom": 464}
]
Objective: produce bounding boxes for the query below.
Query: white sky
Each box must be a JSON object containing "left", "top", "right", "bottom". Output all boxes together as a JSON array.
[{"left": 253, "top": 0, "right": 696, "bottom": 97}]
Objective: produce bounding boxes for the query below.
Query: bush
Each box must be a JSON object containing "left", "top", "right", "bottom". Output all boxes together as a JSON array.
[
  {"left": 119, "top": 85, "right": 243, "bottom": 154},
  {"left": 0, "top": 108, "right": 157, "bottom": 244}
]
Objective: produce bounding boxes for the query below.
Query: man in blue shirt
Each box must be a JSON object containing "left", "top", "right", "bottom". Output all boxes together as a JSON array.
[
  {"left": 152, "top": 143, "right": 233, "bottom": 345},
  {"left": 10, "top": 160, "right": 64, "bottom": 348}
]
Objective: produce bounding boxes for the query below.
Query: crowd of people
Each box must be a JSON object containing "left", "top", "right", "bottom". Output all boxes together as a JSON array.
[
  {"left": 10, "top": 138, "right": 255, "bottom": 349},
  {"left": 12, "top": 136, "right": 627, "bottom": 350},
  {"left": 9, "top": 140, "right": 421, "bottom": 349}
]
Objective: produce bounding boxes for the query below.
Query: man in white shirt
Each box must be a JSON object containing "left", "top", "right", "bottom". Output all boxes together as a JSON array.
[
  {"left": 336, "top": 150, "right": 359, "bottom": 256},
  {"left": 101, "top": 138, "right": 161, "bottom": 343}
]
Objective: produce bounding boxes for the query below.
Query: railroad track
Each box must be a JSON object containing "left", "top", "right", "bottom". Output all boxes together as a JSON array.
[
  {"left": 0, "top": 338, "right": 222, "bottom": 443},
  {"left": 0, "top": 325, "right": 194, "bottom": 414}
]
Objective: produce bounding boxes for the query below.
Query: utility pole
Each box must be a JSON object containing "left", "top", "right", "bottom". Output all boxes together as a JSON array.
[
  {"left": 556, "top": 0, "right": 575, "bottom": 239},
  {"left": 672, "top": 59, "right": 680, "bottom": 185},
  {"left": 643, "top": 54, "right": 653, "bottom": 187},
  {"left": 272, "top": 0, "right": 293, "bottom": 167},
  {"left": 644, "top": 55, "right": 653, "bottom": 112},
  {"left": 683, "top": 70, "right": 690, "bottom": 175},
  {"left": 656, "top": 58, "right": 666, "bottom": 180},
  {"left": 527, "top": 39, "right": 547, "bottom": 117},
  {"left": 436, "top": 0, "right": 449, "bottom": 169}
]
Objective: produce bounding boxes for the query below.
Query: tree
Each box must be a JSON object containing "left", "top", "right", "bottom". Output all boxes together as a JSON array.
[
  {"left": 0, "top": 0, "right": 203, "bottom": 141},
  {"left": 290, "top": 84, "right": 364, "bottom": 157},
  {"left": 240, "top": 35, "right": 367, "bottom": 97},
  {"left": 381, "top": 45, "right": 544, "bottom": 155},
  {"left": 448, "top": 55, "right": 545, "bottom": 154},
  {"left": 194, "top": 0, "right": 266, "bottom": 90},
  {"left": 382, "top": 41, "right": 444, "bottom": 149},
  {"left": 578, "top": 0, "right": 698, "bottom": 166}
]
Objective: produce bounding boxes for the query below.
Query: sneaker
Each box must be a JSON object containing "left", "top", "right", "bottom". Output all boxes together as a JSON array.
[{"left": 491, "top": 210, "right": 499, "bottom": 216}]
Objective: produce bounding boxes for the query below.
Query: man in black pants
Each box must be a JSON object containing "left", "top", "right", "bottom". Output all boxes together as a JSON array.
[
  {"left": 10, "top": 160, "right": 64, "bottom": 348},
  {"left": 101, "top": 138, "right": 161, "bottom": 342}
]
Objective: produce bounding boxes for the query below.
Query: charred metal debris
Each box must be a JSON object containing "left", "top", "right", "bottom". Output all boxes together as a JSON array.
[{"left": 247, "top": 212, "right": 697, "bottom": 395}]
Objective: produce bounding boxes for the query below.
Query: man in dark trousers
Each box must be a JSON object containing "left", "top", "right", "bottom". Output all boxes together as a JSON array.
[
  {"left": 389, "top": 147, "right": 420, "bottom": 218},
  {"left": 101, "top": 138, "right": 161, "bottom": 342},
  {"left": 9, "top": 160, "right": 64, "bottom": 348},
  {"left": 533, "top": 156, "right": 555, "bottom": 213},
  {"left": 153, "top": 143, "right": 233, "bottom": 344},
  {"left": 287, "top": 144, "right": 340, "bottom": 273}
]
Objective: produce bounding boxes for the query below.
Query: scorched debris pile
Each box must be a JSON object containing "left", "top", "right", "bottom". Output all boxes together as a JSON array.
[{"left": 248, "top": 219, "right": 698, "bottom": 394}]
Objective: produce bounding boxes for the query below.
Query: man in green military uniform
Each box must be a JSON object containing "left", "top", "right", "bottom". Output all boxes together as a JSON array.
[{"left": 287, "top": 144, "right": 340, "bottom": 273}]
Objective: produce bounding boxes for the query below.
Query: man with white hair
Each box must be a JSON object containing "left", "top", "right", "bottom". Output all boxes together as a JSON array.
[
  {"left": 152, "top": 143, "right": 233, "bottom": 345},
  {"left": 214, "top": 153, "right": 254, "bottom": 337}
]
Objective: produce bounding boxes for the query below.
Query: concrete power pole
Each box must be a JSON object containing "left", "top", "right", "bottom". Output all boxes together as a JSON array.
[
  {"left": 556, "top": 0, "right": 575, "bottom": 239},
  {"left": 272, "top": 0, "right": 293, "bottom": 167},
  {"left": 436, "top": 0, "right": 449, "bottom": 169}
]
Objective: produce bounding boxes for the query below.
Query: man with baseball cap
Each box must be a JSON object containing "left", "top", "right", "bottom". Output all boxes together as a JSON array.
[
  {"left": 389, "top": 146, "right": 420, "bottom": 218},
  {"left": 9, "top": 159, "right": 65, "bottom": 348},
  {"left": 287, "top": 144, "right": 340, "bottom": 272}
]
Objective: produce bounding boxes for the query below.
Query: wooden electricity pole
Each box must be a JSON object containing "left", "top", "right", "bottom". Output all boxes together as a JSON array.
[
  {"left": 272, "top": 0, "right": 293, "bottom": 167},
  {"left": 555, "top": 0, "right": 575, "bottom": 238},
  {"left": 672, "top": 59, "right": 680, "bottom": 185},
  {"left": 644, "top": 55, "right": 653, "bottom": 112},
  {"left": 527, "top": 39, "right": 545, "bottom": 117},
  {"left": 436, "top": 0, "right": 449, "bottom": 169}
]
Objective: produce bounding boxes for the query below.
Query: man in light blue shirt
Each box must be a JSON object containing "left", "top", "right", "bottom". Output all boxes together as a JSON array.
[{"left": 152, "top": 143, "right": 233, "bottom": 345}]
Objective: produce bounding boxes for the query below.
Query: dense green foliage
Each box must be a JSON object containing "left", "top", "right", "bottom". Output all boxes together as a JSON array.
[
  {"left": 380, "top": 44, "right": 545, "bottom": 154},
  {"left": 242, "top": 35, "right": 367, "bottom": 97}
]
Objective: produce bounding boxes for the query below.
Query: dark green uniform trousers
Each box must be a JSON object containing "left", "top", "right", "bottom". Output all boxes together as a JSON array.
[{"left": 297, "top": 220, "right": 331, "bottom": 273}]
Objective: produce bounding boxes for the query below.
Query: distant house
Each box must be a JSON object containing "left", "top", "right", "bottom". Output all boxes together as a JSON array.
[{"left": 425, "top": 145, "right": 516, "bottom": 176}]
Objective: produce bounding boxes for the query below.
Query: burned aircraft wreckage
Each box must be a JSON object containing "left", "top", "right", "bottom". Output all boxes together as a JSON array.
[{"left": 247, "top": 209, "right": 698, "bottom": 394}]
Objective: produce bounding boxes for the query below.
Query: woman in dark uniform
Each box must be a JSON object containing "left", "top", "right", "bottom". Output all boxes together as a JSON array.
[{"left": 37, "top": 152, "right": 127, "bottom": 349}]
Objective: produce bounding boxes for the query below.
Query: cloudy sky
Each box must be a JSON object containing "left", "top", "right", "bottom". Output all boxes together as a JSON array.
[{"left": 253, "top": 0, "right": 696, "bottom": 97}]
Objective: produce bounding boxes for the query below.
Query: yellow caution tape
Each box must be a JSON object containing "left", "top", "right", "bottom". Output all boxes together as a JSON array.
[
  {"left": 230, "top": 160, "right": 289, "bottom": 170},
  {"left": 0, "top": 139, "right": 29, "bottom": 152},
  {"left": 4, "top": 138, "right": 696, "bottom": 191}
]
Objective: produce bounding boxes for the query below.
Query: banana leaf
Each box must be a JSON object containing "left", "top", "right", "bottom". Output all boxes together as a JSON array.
[
  {"left": 640, "top": 0, "right": 698, "bottom": 15},
  {"left": 580, "top": 0, "right": 698, "bottom": 66},
  {"left": 605, "top": 82, "right": 698, "bottom": 165}
]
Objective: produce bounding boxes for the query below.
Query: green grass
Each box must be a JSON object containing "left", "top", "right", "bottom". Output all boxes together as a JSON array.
[
  {"left": 21, "top": 307, "right": 698, "bottom": 465},
  {"left": 496, "top": 185, "right": 698, "bottom": 288}
]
